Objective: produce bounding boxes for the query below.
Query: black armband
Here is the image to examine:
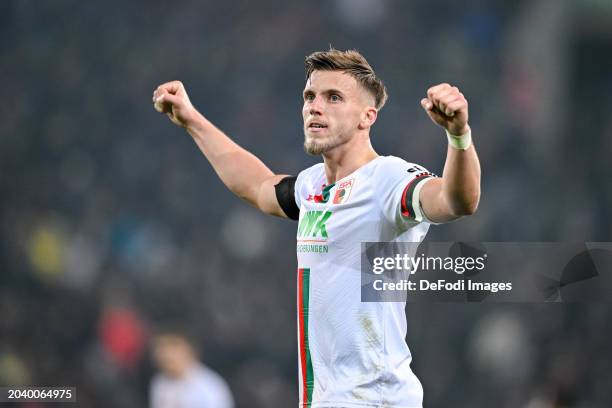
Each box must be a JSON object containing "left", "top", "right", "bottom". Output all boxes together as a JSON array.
[{"left": 275, "top": 176, "right": 300, "bottom": 221}]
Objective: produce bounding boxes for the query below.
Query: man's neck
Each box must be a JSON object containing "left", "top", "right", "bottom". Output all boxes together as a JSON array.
[{"left": 322, "top": 135, "right": 378, "bottom": 184}]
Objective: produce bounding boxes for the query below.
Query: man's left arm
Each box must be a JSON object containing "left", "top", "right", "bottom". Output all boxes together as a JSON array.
[{"left": 418, "top": 83, "right": 481, "bottom": 223}]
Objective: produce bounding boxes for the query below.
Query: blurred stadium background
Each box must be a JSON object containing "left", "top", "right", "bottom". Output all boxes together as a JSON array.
[{"left": 1, "top": 0, "right": 611, "bottom": 406}]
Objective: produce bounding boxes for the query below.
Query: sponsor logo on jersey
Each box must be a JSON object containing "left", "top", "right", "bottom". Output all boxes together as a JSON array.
[
  {"left": 298, "top": 210, "right": 332, "bottom": 239},
  {"left": 332, "top": 177, "right": 354, "bottom": 204}
]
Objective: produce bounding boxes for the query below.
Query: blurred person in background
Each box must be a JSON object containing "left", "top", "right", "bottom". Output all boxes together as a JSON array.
[{"left": 150, "top": 328, "right": 234, "bottom": 408}]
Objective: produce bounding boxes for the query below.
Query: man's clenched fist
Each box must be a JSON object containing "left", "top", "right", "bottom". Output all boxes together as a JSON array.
[
  {"left": 421, "top": 83, "right": 469, "bottom": 136},
  {"left": 152, "top": 81, "right": 196, "bottom": 128}
]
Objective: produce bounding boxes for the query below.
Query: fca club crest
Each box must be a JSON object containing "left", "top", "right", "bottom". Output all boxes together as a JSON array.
[{"left": 333, "top": 178, "right": 354, "bottom": 204}]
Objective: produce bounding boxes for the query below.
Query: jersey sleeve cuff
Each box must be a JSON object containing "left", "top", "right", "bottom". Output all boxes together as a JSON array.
[{"left": 400, "top": 173, "right": 438, "bottom": 224}]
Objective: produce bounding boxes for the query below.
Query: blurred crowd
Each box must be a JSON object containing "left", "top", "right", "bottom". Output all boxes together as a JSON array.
[{"left": 1, "top": 0, "right": 611, "bottom": 407}]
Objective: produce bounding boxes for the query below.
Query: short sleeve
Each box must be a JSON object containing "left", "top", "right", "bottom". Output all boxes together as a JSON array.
[
  {"left": 377, "top": 157, "right": 438, "bottom": 232},
  {"left": 292, "top": 163, "right": 325, "bottom": 214}
]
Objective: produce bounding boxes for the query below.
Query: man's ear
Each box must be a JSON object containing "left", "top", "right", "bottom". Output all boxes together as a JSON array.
[{"left": 358, "top": 107, "right": 378, "bottom": 130}]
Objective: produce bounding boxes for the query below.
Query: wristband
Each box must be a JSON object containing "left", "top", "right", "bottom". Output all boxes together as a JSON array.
[{"left": 445, "top": 128, "right": 472, "bottom": 150}]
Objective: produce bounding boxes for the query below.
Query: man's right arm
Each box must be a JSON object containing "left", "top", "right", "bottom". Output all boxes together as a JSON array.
[{"left": 152, "top": 80, "right": 293, "bottom": 219}]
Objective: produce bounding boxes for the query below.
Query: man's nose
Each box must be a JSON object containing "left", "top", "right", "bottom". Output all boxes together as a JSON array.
[{"left": 308, "top": 96, "right": 323, "bottom": 115}]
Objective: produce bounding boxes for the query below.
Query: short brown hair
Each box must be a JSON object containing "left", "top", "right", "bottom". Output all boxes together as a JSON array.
[{"left": 304, "top": 49, "right": 388, "bottom": 109}]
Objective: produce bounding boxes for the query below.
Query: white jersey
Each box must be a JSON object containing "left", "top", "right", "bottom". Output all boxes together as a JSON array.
[
  {"left": 293, "top": 156, "right": 435, "bottom": 408},
  {"left": 150, "top": 363, "right": 234, "bottom": 408}
]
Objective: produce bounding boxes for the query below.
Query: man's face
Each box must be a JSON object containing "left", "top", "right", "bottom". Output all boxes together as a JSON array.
[
  {"left": 302, "top": 70, "right": 374, "bottom": 155},
  {"left": 152, "top": 335, "right": 194, "bottom": 378}
]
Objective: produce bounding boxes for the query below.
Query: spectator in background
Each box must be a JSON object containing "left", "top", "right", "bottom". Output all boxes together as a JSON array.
[{"left": 150, "top": 328, "right": 234, "bottom": 408}]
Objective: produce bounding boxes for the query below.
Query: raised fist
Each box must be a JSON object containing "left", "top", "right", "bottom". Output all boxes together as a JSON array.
[
  {"left": 153, "top": 81, "right": 196, "bottom": 128},
  {"left": 421, "top": 83, "right": 469, "bottom": 136}
]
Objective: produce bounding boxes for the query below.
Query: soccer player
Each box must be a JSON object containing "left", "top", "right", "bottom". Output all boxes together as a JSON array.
[{"left": 152, "top": 49, "right": 480, "bottom": 408}]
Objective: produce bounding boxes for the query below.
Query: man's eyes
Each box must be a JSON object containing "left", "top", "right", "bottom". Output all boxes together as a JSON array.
[{"left": 303, "top": 93, "right": 342, "bottom": 102}]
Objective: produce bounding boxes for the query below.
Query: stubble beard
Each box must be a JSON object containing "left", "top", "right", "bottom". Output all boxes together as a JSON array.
[{"left": 303, "top": 129, "right": 350, "bottom": 156}]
